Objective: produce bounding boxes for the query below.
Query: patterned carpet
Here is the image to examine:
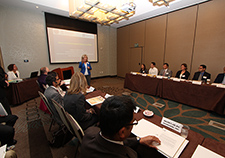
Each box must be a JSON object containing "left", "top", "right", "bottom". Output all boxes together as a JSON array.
[
  {"left": 129, "top": 92, "right": 225, "bottom": 144},
  {"left": 93, "top": 77, "right": 225, "bottom": 144},
  {"left": 10, "top": 77, "right": 225, "bottom": 157}
]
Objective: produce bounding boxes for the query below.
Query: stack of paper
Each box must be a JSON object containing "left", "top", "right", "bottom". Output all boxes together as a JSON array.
[
  {"left": 86, "top": 96, "right": 105, "bottom": 106},
  {"left": 191, "top": 145, "right": 223, "bottom": 158},
  {"left": 132, "top": 119, "right": 189, "bottom": 158}
]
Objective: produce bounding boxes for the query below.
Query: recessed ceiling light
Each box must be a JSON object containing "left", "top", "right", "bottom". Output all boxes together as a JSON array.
[{"left": 36, "top": 6, "right": 39, "bottom": 9}]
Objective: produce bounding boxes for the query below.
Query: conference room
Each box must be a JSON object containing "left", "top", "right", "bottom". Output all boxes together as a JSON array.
[{"left": 0, "top": 0, "right": 225, "bottom": 157}]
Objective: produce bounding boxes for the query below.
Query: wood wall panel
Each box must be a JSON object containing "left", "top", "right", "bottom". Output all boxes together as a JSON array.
[
  {"left": 144, "top": 15, "right": 167, "bottom": 70},
  {"left": 165, "top": 6, "right": 197, "bottom": 78},
  {"left": 129, "top": 21, "right": 145, "bottom": 47},
  {"left": 191, "top": 0, "right": 225, "bottom": 82},
  {"left": 117, "top": 26, "right": 130, "bottom": 77}
]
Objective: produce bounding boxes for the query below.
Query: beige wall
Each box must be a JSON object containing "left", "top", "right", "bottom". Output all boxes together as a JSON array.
[
  {"left": 145, "top": 15, "right": 167, "bottom": 70},
  {"left": 0, "top": 5, "right": 117, "bottom": 78},
  {"left": 117, "top": 0, "right": 225, "bottom": 81}
]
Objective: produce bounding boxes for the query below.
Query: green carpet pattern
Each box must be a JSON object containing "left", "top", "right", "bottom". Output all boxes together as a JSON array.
[{"left": 130, "top": 92, "right": 225, "bottom": 144}]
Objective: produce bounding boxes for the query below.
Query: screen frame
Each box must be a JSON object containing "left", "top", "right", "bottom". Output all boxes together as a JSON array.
[{"left": 45, "top": 12, "right": 99, "bottom": 64}]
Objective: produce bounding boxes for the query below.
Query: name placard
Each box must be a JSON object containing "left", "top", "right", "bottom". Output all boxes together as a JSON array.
[{"left": 161, "top": 117, "right": 183, "bottom": 133}]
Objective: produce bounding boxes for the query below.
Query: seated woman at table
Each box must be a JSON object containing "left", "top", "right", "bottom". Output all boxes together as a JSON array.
[
  {"left": 7, "top": 64, "right": 20, "bottom": 81},
  {"left": 175, "top": 63, "right": 190, "bottom": 80},
  {"left": 139, "top": 64, "right": 148, "bottom": 74},
  {"left": 64, "top": 72, "right": 98, "bottom": 130}
]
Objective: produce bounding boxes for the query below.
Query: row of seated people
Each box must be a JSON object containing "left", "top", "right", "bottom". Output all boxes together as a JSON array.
[
  {"left": 41, "top": 71, "right": 161, "bottom": 157},
  {"left": 140, "top": 62, "right": 225, "bottom": 84}
]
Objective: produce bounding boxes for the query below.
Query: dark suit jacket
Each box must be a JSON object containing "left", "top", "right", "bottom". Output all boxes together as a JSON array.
[
  {"left": 0, "top": 66, "right": 7, "bottom": 99},
  {"left": 139, "top": 69, "right": 148, "bottom": 74},
  {"left": 214, "top": 73, "right": 225, "bottom": 83},
  {"left": 175, "top": 70, "right": 190, "bottom": 80},
  {"left": 64, "top": 92, "right": 98, "bottom": 130},
  {"left": 37, "top": 74, "right": 47, "bottom": 91},
  {"left": 80, "top": 127, "right": 138, "bottom": 158},
  {"left": 192, "top": 71, "right": 211, "bottom": 80}
]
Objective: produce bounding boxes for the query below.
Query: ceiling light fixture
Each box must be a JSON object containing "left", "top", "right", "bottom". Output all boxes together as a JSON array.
[
  {"left": 149, "top": 0, "right": 175, "bottom": 7},
  {"left": 69, "top": 0, "right": 136, "bottom": 25}
]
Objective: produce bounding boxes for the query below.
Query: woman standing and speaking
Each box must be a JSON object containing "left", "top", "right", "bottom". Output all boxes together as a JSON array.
[{"left": 79, "top": 54, "right": 92, "bottom": 86}]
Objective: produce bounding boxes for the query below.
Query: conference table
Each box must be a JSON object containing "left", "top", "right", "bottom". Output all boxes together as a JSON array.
[
  {"left": 124, "top": 73, "right": 225, "bottom": 115},
  {"left": 6, "top": 77, "right": 40, "bottom": 105},
  {"left": 85, "top": 90, "right": 225, "bottom": 158}
]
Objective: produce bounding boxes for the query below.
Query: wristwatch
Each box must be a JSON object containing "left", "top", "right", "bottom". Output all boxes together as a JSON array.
[{"left": 136, "top": 136, "right": 141, "bottom": 143}]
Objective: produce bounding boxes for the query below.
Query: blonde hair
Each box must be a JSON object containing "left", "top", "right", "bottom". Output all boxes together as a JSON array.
[
  {"left": 4, "top": 150, "right": 17, "bottom": 158},
  {"left": 81, "top": 54, "right": 88, "bottom": 62},
  {"left": 67, "top": 72, "right": 87, "bottom": 95}
]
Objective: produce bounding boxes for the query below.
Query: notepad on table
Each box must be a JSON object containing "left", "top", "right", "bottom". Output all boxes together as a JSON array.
[
  {"left": 86, "top": 96, "right": 105, "bottom": 106},
  {"left": 86, "top": 86, "right": 95, "bottom": 93},
  {"left": 191, "top": 145, "right": 223, "bottom": 158},
  {"left": 132, "top": 119, "right": 189, "bottom": 158}
]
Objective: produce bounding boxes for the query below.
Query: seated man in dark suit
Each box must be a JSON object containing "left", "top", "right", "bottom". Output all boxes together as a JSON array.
[
  {"left": 37, "top": 67, "right": 50, "bottom": 91},
  {"left": 192, "top": 64, "right": 211, "bottom": 81},
  {"left": 214, "top": 67, "right": 225, "bottom": 84},
  {"left": 80, "top": 96, "right": 161, "bottom": 158},
  {"left": 159, "top": 63, "right": 172, "bottom": 77}
]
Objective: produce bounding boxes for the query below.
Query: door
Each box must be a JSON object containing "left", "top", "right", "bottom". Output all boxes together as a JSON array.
[{"left": 128, "top": 47, "right": 143, "bottom": 72}]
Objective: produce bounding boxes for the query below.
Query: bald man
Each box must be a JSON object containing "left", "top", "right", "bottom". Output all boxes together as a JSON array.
[{"left": 214, "top": 67, "right": 225, "bottom": 84}]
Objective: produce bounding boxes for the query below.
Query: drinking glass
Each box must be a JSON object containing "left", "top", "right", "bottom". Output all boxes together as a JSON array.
[{"left": 181, "top": 125, "right": 190, "bottom": 138}]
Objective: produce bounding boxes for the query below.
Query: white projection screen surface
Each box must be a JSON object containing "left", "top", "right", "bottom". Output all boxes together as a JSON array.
[{"left": 47, "top": 27, "right": 98, "bottom": 63}]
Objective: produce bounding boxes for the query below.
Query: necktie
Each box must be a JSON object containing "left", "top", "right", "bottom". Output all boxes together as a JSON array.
[
  {"left": 163, "top": 70, "right": 166, "bottom": 76},
  {"left": 198, "top": 73, "right": 203, "bottom": 81}
]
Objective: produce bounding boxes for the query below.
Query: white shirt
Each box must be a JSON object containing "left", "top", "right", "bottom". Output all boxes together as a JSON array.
[
  {"left": 7, "top": 70, "right": 20, "bottom": 80},
  {"left": 100, "top": 132, "right": 124, "bottom": 145},
  {"left": 84, "top": 63, "right": 88, "bottom": 75},
  {"left": 149, "top": 67, "right": 158, "bottom": 76}
]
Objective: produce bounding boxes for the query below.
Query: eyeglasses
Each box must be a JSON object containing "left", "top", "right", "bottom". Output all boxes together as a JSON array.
[{"left": 126, "top": 119, "right": 138, "bottom": 126}]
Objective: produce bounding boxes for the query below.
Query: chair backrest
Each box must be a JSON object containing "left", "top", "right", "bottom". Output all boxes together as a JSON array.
[
  {"left": 36, "top": 80, "right": 42, "bottom": 91},
  {"left": 42, "top": 84, "right": 47, "bottom": 90},
  {"left": 51, "top": 99, "right": 73, "bottom": 134},
  {"left": 38, "top": 91, "right": 54, "bottom": 115},
  {"left": 65, "top": 112, "right": 84, "bottom": 143}
]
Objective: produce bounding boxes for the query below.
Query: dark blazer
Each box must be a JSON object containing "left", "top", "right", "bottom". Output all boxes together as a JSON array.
[
  {"left": 192, "top": 71, "right": 211, "bottom": 80},
  {"left": 37, "top": 74, "right": 47, "bottom": 91},
  {"left": 214, "top": 73, "right": 225, "bottom": 83},
  {"left": 0, "top": 71, "right": 7, "bottom": 99},
  {"left": 139, "top": 69, "right": 148, "bottom": 74},
  {"left": 64, "top": 92, "right": 98, "bottom": 130},
  {"left": 175, "top": 70, "right": 190, "bottom": 80},
  {"left": 80, "top": 126, "right": 138, "bottom": 158}
]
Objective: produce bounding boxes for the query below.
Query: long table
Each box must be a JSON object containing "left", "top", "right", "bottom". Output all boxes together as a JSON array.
[
  {"left": 85, "top": 90, "right": 207, "bottom": 158},
  {"left": 201, "top": 138, "right": 225, "bottom": 157},
  {"left": 6, "top": 77, "right": 40, "bottom": 105},
  {"left": 135, "top": 109, "right": 204, "bottom": 158},
  {"left": 124, "top": 73, "right": 225, "bottom": 115}
]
